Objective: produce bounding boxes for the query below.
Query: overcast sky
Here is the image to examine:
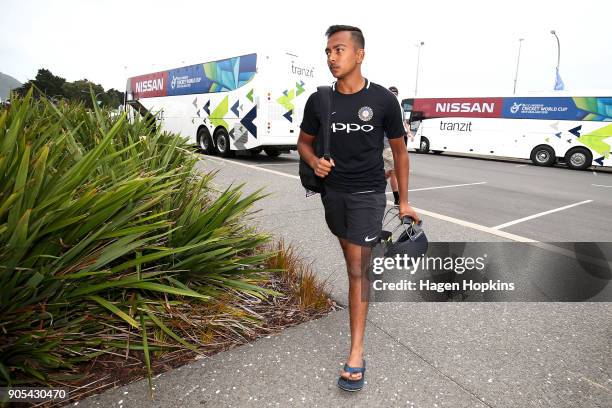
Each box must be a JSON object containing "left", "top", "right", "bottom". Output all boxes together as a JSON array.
[{"left": 2, "top": 0, "right": 611, "bottom": 98}]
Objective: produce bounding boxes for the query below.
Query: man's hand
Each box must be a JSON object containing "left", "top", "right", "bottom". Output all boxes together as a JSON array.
[
  {"left": 298, "top": 131, "right": 335, "bottom": 178},
  {"left": 314, "top": 157, "right": 335, "bottom": 178},
  {"left": 399, "top": 202, "right": 420, "bottom": 224}
]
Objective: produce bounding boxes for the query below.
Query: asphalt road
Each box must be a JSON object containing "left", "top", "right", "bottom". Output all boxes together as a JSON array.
[{"left": 211, "top": 150, "right": 612, "bottom": 242}]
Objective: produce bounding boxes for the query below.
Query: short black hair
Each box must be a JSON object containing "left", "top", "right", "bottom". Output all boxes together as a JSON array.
[{"left": 325, "top": 25, "right": 365, "bottom": 49}]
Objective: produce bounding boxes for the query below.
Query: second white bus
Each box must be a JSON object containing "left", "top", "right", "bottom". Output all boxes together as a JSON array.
[{"left": 402, "top": 96, "right": 612, "bottom": 170}]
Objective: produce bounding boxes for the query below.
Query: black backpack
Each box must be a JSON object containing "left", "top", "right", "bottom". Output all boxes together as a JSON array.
[{"left": 299, "top": 86, "right": 332, "bottom": 195}]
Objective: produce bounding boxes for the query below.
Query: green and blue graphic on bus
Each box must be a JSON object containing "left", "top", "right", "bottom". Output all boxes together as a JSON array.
[
  {"left": 502, "top": 97, "right": 612, "bottom": 121},
  {"left": 165, "top": 53, "right": 257, "bottom": 96}
]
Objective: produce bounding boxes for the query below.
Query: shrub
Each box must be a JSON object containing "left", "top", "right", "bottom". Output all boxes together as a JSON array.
[{"left": 0, "top": 91, "right": 281, "bottom": 387}]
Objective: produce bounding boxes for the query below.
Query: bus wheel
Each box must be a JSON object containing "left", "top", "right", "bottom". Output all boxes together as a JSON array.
[
  {"left": 418, "top": 137, "right": 430, "bottom": 153},
  {"left": 264, "top": 148, "right": 281, "bottom": 157},
  {"left": 530, "top": 145, "right": 556, "bottom": 167},
  {"left": 214, "top": 128, "right": 234, "bottom": 157},
  {"left": 565, "top": 147, "right": 592, "bottom": 170},
  {"left": 197, "top": 127, "right": 214, "bottom": 154}
]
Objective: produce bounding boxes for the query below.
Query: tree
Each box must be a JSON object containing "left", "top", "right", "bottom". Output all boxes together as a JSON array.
[
  {"left": 105, "top": 88, "right": 125, "bottom": 109},
  {"left": 14, "top": 68, "right": 124, "bottom": 109},
  {"left": 62, "top": 79, "right": 105, "bottom": 109},
  {"left": 16, "top": 68, "right": 66, "bottom": 99}
]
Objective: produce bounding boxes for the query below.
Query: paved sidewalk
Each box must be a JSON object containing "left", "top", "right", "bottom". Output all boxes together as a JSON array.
[{"left": 77, "top": 156, "right": 611, "bottom": 408}]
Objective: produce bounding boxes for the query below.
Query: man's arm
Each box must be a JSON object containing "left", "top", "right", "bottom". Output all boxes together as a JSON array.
[
  {"left": 388, "top": 137, "right": 420, "bottom": 222},
  {"left": 297, "top": 130, "right": 334, "bottom": 177}
]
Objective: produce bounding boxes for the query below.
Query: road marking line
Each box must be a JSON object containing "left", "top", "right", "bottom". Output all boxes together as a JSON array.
[
  {"left": 592, "top": 171, "right": 597, "bottom": 176},
  {"left": 408, "top": 182, "right": 487, "bottom": 192},
  {"left": 592, "top": 184, "right": 612, "bottom": 188},
  {"left": 385, "top": 182, "right": 487, "bottom": 193},
  {"left": 207, "top": 158, "right": 487, "bottom": 192},
  {"left": 515, "top": 164, "right": 527, "bottom": 168},
  {"left": 492, "top": 200, "right": 593, "bottom": 230},
  {"left": 530, "top": 242, "right": 612, "bottom": 269},
  {"left": 386, "top": 200, "right": 612, "bottom": 268},
  {"left": 203, "top": 155, "right": 612, "bottom": 264},
  {"left": 203, "top": 156, "right": 224, "bottom": 164},
  {"left": 385, "top": 201, "right": 536, "bottom": 243},
  {"left": 254, "top": 163, "right": 300, "bottom": 166},
  {"left": 387, "top": 201, "right": 612, "bottom": 268},
  {"left": 202, "top": 156, "right": 300, "bottom": 179},
  {"left": 201, "top": 155, "right": 531, "bottom": 243}
]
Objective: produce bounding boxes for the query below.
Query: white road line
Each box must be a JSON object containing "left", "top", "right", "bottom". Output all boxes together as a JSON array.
[
  {"left": 255, "top": 163, "right": 299, "bottom": 166},
  {"left": 202, "top": 156, "right": 300, "bottom": 179},
  {"left": 592, "top": 171, "right": 597, "bottom": 176},
  {"left": 492, "top": 200, "right": 593, "bottom": 230},
  {"left": 203, "top": 155, "right": 612, "bottom": 265},
  {"left": 201, "top": 155, "right": 538, "bottom": 243},
  {"left": 202, "top": 156, "right": 612, "bottom": 266},
  {"left": 203, "top": 156, "right": 225, "bottom": 164},
  {"left": 386, "top": 200, "right": 612, "bottom": 268},
  {"left": 385, "top": 200, "right": 535, "bottom": 242},
  {"left": 384, "top": 182, "right": 486, "bottom": 193},
  {"left": 532, "top": 242, "right": 612, "bottom": 269},
  {"left": 592, "top": 184, "right": 612, "bottom": 188},
  {"left": 407, "top": 182, "right": 487, "bottom": 192},
  {"left": 515, "top": 165, "right": 527, "bottom": 168},
  {"left": 206, "top": 157, "right": 487, "bottom": 191},
  {"left": 453, "top": 158, "right": 462, "bottom": 161}
]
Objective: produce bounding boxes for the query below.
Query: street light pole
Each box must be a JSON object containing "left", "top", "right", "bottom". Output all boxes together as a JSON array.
[
  {"left": 550, "top": 29, "right": 564, "bottom": 90},
  {"left": 414, "top": 41, "right": 424, "bottom": 96},
  {"left": 512, "top": 38, "right": 524, "bottom": 95},
  {"left": 550, "top": 30, "right": 560, "bottom": 72}
]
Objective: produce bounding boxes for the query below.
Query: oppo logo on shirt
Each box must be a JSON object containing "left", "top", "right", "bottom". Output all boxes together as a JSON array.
[{"left": 331, "top": 123, "right": 374, "bottom": 133}]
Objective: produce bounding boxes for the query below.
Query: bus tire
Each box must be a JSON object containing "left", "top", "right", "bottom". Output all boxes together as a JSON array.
[
  {"left": 197, "top": 126, "right": 214, "bottom": 154},
  {"left": 214, "top": 128, "right": 233, "bottom": 157},
  {"left": 264, "top": 148, "right": 281, "bottom": 157},
  {"left": 565, "top": 147, "right": 592, "bottom": 170},
  {"left": 417, "top": 137, "right": 430, "bottom": 154},
  {"left": 530, "top": 145, "right": 556, "bottom": 167}
]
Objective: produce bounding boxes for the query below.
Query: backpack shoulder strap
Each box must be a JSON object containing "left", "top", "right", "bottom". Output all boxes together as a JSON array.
[{"left": 317, "top": 86, "right": 333, "bottom": 160}]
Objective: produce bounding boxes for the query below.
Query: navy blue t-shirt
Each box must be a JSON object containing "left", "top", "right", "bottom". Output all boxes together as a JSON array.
[{"left": 300, "top": 79, "right": 406, "bottom": 193}]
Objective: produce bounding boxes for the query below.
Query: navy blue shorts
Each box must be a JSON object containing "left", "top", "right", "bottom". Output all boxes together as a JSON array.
[{"left": 321, "top": 187, "right": 387, "bottom": 247}]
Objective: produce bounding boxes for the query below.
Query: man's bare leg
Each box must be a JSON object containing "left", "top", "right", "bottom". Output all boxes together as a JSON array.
[
  {"left": 338, "top": 237, "right": 372, "bottom": 381},
  {"left": 386, "top": 170, "right": 400, "bottom": 204},
  {"left": 389, "top": 171, "right": 398, "bottom": 192}
]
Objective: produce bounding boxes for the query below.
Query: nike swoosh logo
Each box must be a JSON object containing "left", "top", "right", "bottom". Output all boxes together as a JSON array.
[
  {"left": 364, "top": 236, "right": 377, "bottom": 242},
  {"left": 331, "top": 112, "right": 336, "bottom": 115}
]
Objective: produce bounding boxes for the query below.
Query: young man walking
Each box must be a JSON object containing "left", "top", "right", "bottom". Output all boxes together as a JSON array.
[{"left": 297, "top": 25, "right": 419, "bottom": 391}]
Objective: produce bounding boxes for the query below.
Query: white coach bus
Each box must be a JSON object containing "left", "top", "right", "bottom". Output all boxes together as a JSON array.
[
  {"left": 125, "top": 52, "right": 323, "bottom": 157},
  {"left": 402, "top": 96, "right": 612, "bottom": 170}
]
